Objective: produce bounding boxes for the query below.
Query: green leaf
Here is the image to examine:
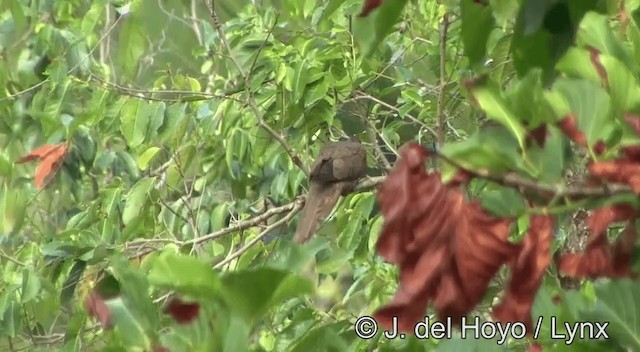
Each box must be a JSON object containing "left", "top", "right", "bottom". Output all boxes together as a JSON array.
[
  {"left": 219, "top": 268, "right": 314, "bottom": 322},
  {"left": 552, "top": 78, "right": 611, "bottom": 146},
  {"left": 147, "top": 251, "right": 221, "bottom": 299},
  {"left": 122, "top": 178, "right": 155, "bottom": 226},
  {"left": 436, "top": 330, "right": 509, "bottom": 352},
  {"left": 581, "top": 279, "right": 640, "bottom": 350},
  {"left": 599, "top": 55, "right": 640, "bottom": 114},
  {"left": 577, "top": 12, "right": 633, "bottom": 70},
  {"left": 479, "top": 185, "right": 526, "bottom": 218},
  {"left": 489, "top": 0, "right": 520, "bottom": 25},
  {"left": 8, "top": 0, "right": 27, "bottom": 32},
  {"left": 1, "top": 185, "right": 27, "bottom": 235},
  {"left": 353, "top": 0, "right": 411, "bottom": 56},
  {"left": 159, "top": 103, "right": 187, "bottom": 144},
  {"left": 145, "top": 101, "right": 166, "bottom": 141},
  {"left": 105, "top": 297, "right": 152, "bottom": 349},
  {"left": 290, "top": 321, "right": 351, "bottom": 352},
  {"left": 221, "top": 314, "right": 250, "bottom": 352},
  {"left": 511, "top": 6, "right": 552, "bottom": 79},
  {"left": 81, "top": 2, "right": 104, "bottom": 35},
  {"left": 109, "top": 255, "right": 157, "bottom": 330},
  {"left": 20, "top": 269, "right": 41, "bottom": 303},
  {"left": 468, "top": 80, "right": 527, "bottom": 149},
  {"left": 556, "top": 47, "right": 603, "bottom": 84},
  {"left": 120, "top": 99, "right": 151, "bottom": 148},
  {"left": 526, "top": 125, "right": 566, "bottom": 182},
  {"left": 627, "top": 9, "right": 640, "bottom": 63},
  {"left": 441, "top": 127, "right": 525, "bottom": 175},
  {"left": 60, "top": 260, "right": 87, "bottom": 304},
  {"left": 507, "top": 68, "right": 558, "bottom": 126},
  {"left": 460, "top": 0, "right": 495, "bottom": 66},
  {"left": 116, "top": 17, "right": 147, "bottom": 78},
  {"left": 292, "top": 59, "right": 310, "bottom": 103},
  {"left": 137, "top": 147, "right": 161, "bottom": 171},
  {"left": 321, "top": 0, "right": 347, "bottom": 22}
]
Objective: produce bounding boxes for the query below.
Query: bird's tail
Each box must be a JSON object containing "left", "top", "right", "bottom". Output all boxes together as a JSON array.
[{"left": 293, "top": 182, "right": 343, "bottom": 243}]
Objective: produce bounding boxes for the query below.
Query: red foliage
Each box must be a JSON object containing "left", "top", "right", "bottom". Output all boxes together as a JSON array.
[
  {"left": 85, "top": 291, "right": 112, "bottom": 329},
  {"left": 621, "top": 145, "right": 640, "bottom": 162},
  {"left": 588, "top": 160, "right": 640, "bottom": 193},
  {"left": 359, "top": 0, "right": 383, "bottom": 17},
  {"left": 586, "top": 46, "right": 608, "bottom": 89},
  {"left": 593, "top": 140, "right": 607, "bottom": 155},
  {"left": 624, "top": 113, "right": 640, "bottom": 135},
  {"left": 526, "top": 124, "right": 548, "bottom": 147},
  {"left": 17, "top": 142, "right": 68, "bottom": 189},
  {"left": 529, "top": 343, "right": 543, "bottom": 352},
  {"left": 557, "top": 115, "right": 587, "bottom": 147},
  {"left": 493, "top": 215, "right": 553, "bottom": 330},
  {"left": 373, "top": 143, "right": 540, "bottom": 332},
  {"left": 558, "top": 204, "right": 638, "bottom": 279},
  {"left": 164, "top": 298, "right": 200, "bottom": 324}
]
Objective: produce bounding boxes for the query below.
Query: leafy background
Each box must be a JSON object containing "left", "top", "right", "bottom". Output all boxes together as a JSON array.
[{"left": 1, "top": 0, "right": 639, "bottom": 351}]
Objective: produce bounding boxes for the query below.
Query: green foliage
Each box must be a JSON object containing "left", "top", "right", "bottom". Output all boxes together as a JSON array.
[{"left": 0, "top": 0, "right": 639, "bottom": 351}]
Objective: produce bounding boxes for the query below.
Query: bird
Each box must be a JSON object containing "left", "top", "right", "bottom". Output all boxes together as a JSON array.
[{"left": 293, "top": 138, "right": 367, "bottom": 244}]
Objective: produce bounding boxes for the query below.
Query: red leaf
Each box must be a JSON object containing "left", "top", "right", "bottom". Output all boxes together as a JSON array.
[
  {"left": 359, "top": 0, "right": 383, "bottom": 17},
  {"left": 558, "top": 225, "right": 637, "bottom": 278},
  {"left": 586, "top": 46, "right": 608, "bottom": 89},
  {"left": 493, "top": 215, "right": 553, "bottom": 330},
  {"left": 624, "top": 113, "right": 640, "bottom": 136},
  {"left": 558, "top": 205, "right": 638, "bottom": 278},
  {"left": 17, "top": 142, "right": 68, "bottom": 189},
  {"left": 588, "top": 160, "right": 640, "bottom": 193},
  {"left": 164, "top": 298, "right": 200, "bottom": 324},
  {"left": 529, "top": 343, "right": 543, "bottom": 352},
  {"left": 526, "top": 124, "right": 548, "bottom": 147},
  {"left": 558, "top": 114, "right": 587, "bottom": 147},
  {"left": 85, "top": 291, "right": 112, "bottom": 329},
  {"left": 373, "top": 143, "right": 519, "bottom": 332},
  {"left": 17, "top": 143, "right": 63, "bottom": 163},
  {"left": 586, "top": 204, "right": 636, "bottom": 235},
  {"left": 594, "top": 140, "right": 606, "bottom": 155},
  {"left": 622, "top": 145, "right": 640, "bottom": 162}
]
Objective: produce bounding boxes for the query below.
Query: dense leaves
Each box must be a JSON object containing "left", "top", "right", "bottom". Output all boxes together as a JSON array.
[{"left": 1, "top": 0, "right": 640, "bottom": 351}]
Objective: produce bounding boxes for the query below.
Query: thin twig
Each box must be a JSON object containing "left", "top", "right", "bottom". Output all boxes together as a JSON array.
[
  {"left": 364, "top": 120, "right": 393, "bottom": 170},
  {"left": 436, "top": 13, "right": 451, "bottom": 146},
  {"left": 435, "top": 151, "right": 633, "bottom": 199},
  {"left": 213, "top": 201, "right": 303, "bottom": 269},
  {"left": 87, "top": 73, "right": 244, "bottom": 103},
  {"left": 350, "top": 91, "right": 438, "bottom": 137}
]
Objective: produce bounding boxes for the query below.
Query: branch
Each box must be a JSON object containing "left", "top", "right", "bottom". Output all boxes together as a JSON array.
[
  {"left": 202, "top": 0, "right": 308, "bottom": 177},
  {"left": 436, "top": 13, "right": 451, "bottom": 146},
  {"left": 362, "top": 115, "right": 394, "bottom": 170},
  {"left": 436, "top": 151, "right": 633, "bottom": 199},
  {"left": 87, "top": 73, "right": 245, "bottom": 103},
  {"left": 122, "top": 145, "right": 636, "bottom": 263},
  {"left": 123, "top": 176, "right": 386, "bottom": 259},
  {"left": 214, "top": 201, "right": 303, "bottom": 269}
]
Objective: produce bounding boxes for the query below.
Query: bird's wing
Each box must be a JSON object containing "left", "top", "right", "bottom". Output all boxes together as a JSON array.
[
  {"left": 310, "top": 141, "right": 366, "bottom": 182},
  {"left": 331, "top": 142, "right": 366, "bottom": 181}
]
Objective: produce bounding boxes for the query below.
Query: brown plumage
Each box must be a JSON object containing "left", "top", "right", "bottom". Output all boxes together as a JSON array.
[{"left": 293, "top": 139, "right": 367, "bottom": 243}]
